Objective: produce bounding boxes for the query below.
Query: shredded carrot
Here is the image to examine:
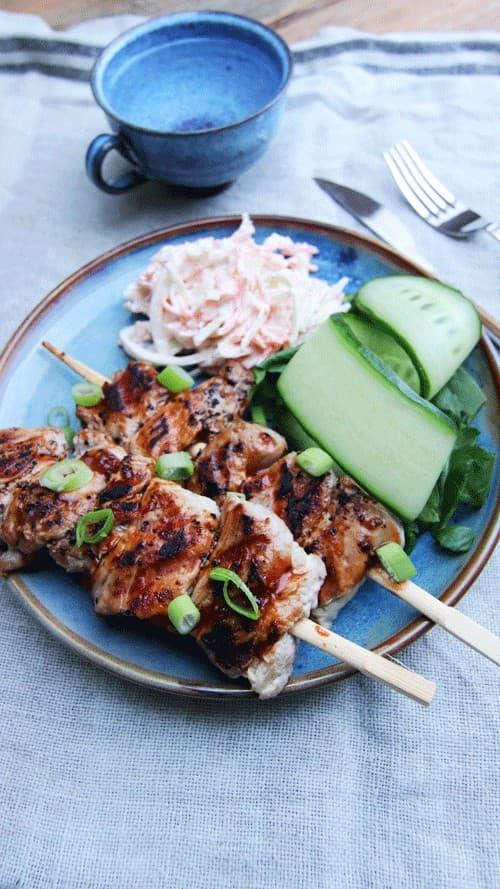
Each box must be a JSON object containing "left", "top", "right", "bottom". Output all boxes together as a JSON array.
[{"left": 119, "top": 214, "right": 349, "bottom": 369}]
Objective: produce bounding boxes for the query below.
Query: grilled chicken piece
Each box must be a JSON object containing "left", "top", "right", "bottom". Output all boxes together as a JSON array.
[
  {"left": 191, "top": 497, "right": 325, "bottom": 699},
  {"left": 77, "top": 360, "right": 169, "bottom": 446},
  {"left": 133, "top": 362, "right": 253, "bottom": 458},
  {"left": 306, "top": 476, "right": 404, "bottom": 625},
  {"left": 95, "top": 454, "right": 153, "bottom": 526},
  {"left": 90, "top": 480, "right": 219, "bottom": 618},
  {"left": 189, "top": 421, "right": 287, "bottom": 503},
  {"left": 0, "top": 445, "right": 125, "bottom": 571},
  {"left": 0, "top": 427, "right": 68, "bottom": 573},
  {"left": 48, "top": 452, "right": 152, "bottom": 573},
  {"left": 73, "top": 427, "right": 118, "bottom": 456},
  {"left": 0, "top": 427, "right": 67, "bottom": 513},
  {"left": 243, "top": 453, "right": 336, "bottom": 541},
  {"left": 244, "top": 454, "right": 403, "bottom": 626}
]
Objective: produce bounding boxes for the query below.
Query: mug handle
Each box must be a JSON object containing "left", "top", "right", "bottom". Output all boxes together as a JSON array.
[{"left": 85, "top": 134, "right": 147, "bottom": 194}]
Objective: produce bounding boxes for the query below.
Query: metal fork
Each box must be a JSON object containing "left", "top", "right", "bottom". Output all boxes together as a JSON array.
[{"left": 384, "top": 140, "right": 500, "bottom": 242}]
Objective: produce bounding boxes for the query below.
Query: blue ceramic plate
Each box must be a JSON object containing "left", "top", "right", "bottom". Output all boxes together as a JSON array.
[{"left": 1, "top": 217, "right": 498, "bottom": 697}]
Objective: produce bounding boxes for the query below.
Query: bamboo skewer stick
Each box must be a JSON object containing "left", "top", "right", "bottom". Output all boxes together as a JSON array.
[
  {"left": 369, "top": 567, "right": 500, "bottom": 667},
  {"left": 42, "top": 340, "right": 499, "bottom": 672},
  {"left": 293, "top": 619, "right": 436, "bottom": 704},
  {"left": 42, "top": 341, "right": 110, "bottom": 388}
]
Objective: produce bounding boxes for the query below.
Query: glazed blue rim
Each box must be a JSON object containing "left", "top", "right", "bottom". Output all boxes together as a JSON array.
[
  {"left": 1, "top": 216, "right": 498, "bottom": 699},
  {"left": 91, "top": 11, "right": 293, "bottom": 138}
]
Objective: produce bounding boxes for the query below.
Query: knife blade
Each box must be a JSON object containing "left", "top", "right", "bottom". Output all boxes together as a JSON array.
[{"left": 314, "top": 177, "right": 434, "bottom": 273}]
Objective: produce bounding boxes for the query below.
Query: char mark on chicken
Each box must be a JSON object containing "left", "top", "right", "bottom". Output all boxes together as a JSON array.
[
  {"left": 189, "top": 420, "right": 286, "bottom": 503},
  {"left": 90, "top": 480, "right": 219, "bottom": 619},
  {"left": 0, "top": 427, "right": 68, "bottom": 573},
  {"left": 76, "top": 360, "right": 169, "bottom": 446},
  {"left": 243, "top": 453, "right": 336, "bottom": 540},
  {"left": 49, "top": 450, "right": 153, "bottom": 573},
  {"left": 191, "top": 497, "right": 325, "bottom": 699},
  {"left": 133, "top": 361, "right": 254, "bottom": 458},
  {"left": 244, "top": 454, "right": 403, "bottom": 626},
  {"left": 0, "top": 427, "right": 67, "bottom": 496},
  {"left": 0, "top": 444, "right": 126, "bottom": 573}
]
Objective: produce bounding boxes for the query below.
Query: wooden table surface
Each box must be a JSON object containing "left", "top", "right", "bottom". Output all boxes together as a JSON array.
[{"left": 4, "top": 0, "right": 500, "bottom": 41}]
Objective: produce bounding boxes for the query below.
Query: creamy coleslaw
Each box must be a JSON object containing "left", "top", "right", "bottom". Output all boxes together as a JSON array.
[{"left": 119, "top": 214, "right": 349, "bottom": 369}]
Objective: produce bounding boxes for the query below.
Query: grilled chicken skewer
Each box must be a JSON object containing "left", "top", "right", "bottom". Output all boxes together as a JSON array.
[
  {"left": 42, "top": 341, "right": 500, "bottom": 669},
  {"left": 43, "top": 342, "right": 254, "bottom": 458},
  {"left": 245, "top": 459, "right": 500, "bottom": 666},
  {"left": 243, "top": 453, "right": 403, "bottom": 626},
  {"left": 0, "top": 426, "right": 435, "bottom": 703}
]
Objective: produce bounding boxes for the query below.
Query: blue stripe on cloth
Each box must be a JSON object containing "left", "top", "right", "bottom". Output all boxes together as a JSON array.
[{"left": 0, "top": 34, "right": 499, "bottom": 84}]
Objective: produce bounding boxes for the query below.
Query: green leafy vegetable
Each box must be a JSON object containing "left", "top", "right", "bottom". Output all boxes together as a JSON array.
[
  {"left": 434, "top": 366, "right": 486, "bottom": 425},
  {"left": 417, "top": 485, "right": 441, "bottom": 524},
  {"left": 440, "top": 445, "right": 495, "bottom": 524},
  {"left": 250, "top": 347, "right": 311, "bottom": 447},
  {"left": 455, "top": 426, "right": 480, "bottom": 448},
  {"left": 402, "top": 520, "right": 420, "bottom": 555},
  {"left": 253, "top": 367, "right": 267, "bottom": 386},
  {"left": 406, "top": 363, "right": 494, "bottom": 555},
  {"left": 255, "top": 346, "right": 300, "bottom": 375},
  {"left": 432, "top": 525, "right": 475, "bottom": 553},
  {"left": 252, "top": 346, "right": 300, "bottom": 399}
]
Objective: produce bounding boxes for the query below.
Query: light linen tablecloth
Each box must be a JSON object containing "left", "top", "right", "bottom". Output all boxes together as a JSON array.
[{"left": 0, "top": 13, "right": 498, "bottom": 889}]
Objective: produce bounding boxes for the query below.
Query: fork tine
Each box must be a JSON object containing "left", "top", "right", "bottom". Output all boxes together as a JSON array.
[
  {"left": 401, "top": 141, "right": 456, "bottom": 205},
  {"left": 383, "top": 151, "right": 431, "bottom": 220},
  {"left": 389, "top": 146, "right": 441, "bottom": 215},
  {"left": 396, "top": 142, "right": 448, "bottom": 211}
]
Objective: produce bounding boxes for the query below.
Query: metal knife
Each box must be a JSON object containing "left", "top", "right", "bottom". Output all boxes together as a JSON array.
[{"left": 314, "top": 177, "right": 434, "bottom": 274}]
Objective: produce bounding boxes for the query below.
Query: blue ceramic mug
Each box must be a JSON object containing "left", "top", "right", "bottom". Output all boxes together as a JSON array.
[{"left": 86, "top": 12, "right": 292, "bottom": 194}]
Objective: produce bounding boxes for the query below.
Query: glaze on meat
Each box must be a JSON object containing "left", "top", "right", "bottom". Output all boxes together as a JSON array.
[
  {"left": 189, "top": 421, "right": 286, "bottom": 503},
  {"left": 133, "top": 362, "right": 253, "bottom": 458},
  {"left": 76, "top": 361, "right": 170, "bottom": 446},
  {"left": 0, "top": 445, "right": 125, "bottom": 569},
  {"left": 49, "top": 451, "right": 153, "bottom": 573},
  {"left": 244, "top": 454, "right": 403, "bottom": 625},
  {"left": 0, "top": 427, "right": 68, "bottom": 573},
  {"left": 90, "top": 480, "right": 219, "bottom": 619},
  {"left": 192, "top": 497, "right": 325, "bottom": 698}
]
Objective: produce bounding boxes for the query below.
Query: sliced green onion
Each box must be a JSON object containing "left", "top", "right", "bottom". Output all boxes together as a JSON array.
[
  {"left": 296, "top": 447, "right": 334, "bottom": 477},
  {"left": 47, "top": 405, "right": 70, "bottom": 428},
  {"left": 76, "top": 508, "right": 115, "bottom": 547},
  {"left": 251, "top": 405, "right": 267, "bottom": 426},
  {"left": 376, "top": 542, "right": 417, "bottom": 582},
  {"left": 167, "top": 594, "right": 200, "bottom": 634},
  {"left": 63, "top": 426, "right": 75, "bottom": 448},
  {"left": 40, "top": 459, "right": 93, "bottom": 493},
  {"left": 209, "top": 567, "right": 260, "bottom": 621},
  {"left": 71, "top": 382, "right": 103, "bottom": 407},
  {"left": 46, "top": 407, "right": 75, "bottom": 447},
  {"left": 155, "top": 452, "right": 194, "bottom": 481},
  {"left": 157, "top": 365, "right": 194, "bottom": 393}
]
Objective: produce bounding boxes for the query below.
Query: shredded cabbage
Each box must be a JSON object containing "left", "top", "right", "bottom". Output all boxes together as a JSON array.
[{"left": 119, "top": 214, "right": 349, "bottom": 369}]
